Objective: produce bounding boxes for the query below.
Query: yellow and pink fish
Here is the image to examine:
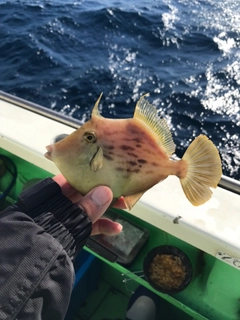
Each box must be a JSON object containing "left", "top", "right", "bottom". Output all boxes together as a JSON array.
[{"left": 45, "top": 94, "right": 222, "bottom": 209}]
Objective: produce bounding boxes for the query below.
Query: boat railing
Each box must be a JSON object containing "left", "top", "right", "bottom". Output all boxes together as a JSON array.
[
  {"left": 0, "top": 90, "right": 81, "bottom": 129},
  {"left": 1, "top": 90, "right": 239, "bottom": 195}
]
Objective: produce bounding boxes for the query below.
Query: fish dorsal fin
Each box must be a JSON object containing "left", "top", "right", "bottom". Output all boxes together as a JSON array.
[
  {"left": 92, "top": 93, "right": 103, "bottom": 118},
  {"left": 134, "top": 95, "right": 175, "bottom": 156}
]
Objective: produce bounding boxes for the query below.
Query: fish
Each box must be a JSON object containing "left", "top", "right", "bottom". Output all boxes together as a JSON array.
[{"left": 45, "top": 94, "right": 222, "bottom": 210}]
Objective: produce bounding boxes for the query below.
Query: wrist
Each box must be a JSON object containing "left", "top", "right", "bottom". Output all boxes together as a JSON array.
[{"left": 16, "top": 178, "right": 92, "bottom": 258}]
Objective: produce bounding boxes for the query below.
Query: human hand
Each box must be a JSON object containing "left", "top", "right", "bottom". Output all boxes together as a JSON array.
[{"left": 53, "top": 174, "right": 125, "bottom": 236}]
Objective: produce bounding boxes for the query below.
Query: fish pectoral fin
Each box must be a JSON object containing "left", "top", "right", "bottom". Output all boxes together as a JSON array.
[
  {"left": 123, "top": 190, "right": 146, "bottom": 210},
  {"left": 90, "top": 147, "right": 103, "bottom": 172}
]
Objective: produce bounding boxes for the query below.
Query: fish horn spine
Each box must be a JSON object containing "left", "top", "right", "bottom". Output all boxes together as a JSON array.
[
  {"left": 92, "top": 93, "right": 103, "bottom": 118},
  {"left": 180, "top": 134, "right": 222, "bottom": 206}
]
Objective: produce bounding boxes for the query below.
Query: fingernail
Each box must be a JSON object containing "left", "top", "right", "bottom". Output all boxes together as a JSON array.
[{"left": 91, "top": 187, "right": 111, "bottom": 208}]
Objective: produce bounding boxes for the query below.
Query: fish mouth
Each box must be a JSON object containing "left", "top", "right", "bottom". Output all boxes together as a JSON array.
[{"left": 44, "top": 145, "right": 52, "bottom": 160}]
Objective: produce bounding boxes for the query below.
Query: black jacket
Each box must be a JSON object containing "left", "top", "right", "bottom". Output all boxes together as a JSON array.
[{"left": 0, "top": 178, "right": 92, "bottom": 320}]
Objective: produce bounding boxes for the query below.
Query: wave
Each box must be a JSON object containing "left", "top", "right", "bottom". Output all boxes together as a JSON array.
[{"left": 0, "top": 0, "right": 239, "bottom": 179}]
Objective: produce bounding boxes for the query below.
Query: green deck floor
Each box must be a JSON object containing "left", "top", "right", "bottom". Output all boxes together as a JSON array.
[
  {"left": 74, "top": 262, "right": 194, "bottom": 320},
  {"left": 75, "top": 279, "right": 129, "bottom": 320},
  {"left": 2, "top": 148, "right": 240, "bottom": 320}
]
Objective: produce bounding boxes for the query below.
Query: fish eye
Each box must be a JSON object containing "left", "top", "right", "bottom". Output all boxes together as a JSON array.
[{"left": 84, "top": 131, "right": 97, "bottom": 143}]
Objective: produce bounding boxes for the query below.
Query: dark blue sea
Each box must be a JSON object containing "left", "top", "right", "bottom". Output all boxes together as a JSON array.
[{"left": 0, "top": 0, "right": 239, "bottom": 180}]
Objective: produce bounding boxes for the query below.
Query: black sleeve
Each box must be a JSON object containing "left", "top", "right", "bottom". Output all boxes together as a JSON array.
[{"left": 0, "top": 178, "right": 92, "bottom": 320}]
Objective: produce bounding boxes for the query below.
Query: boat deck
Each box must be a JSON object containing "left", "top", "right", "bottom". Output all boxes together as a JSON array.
[{"left": 1, "top": 91, "right": 240, "bottom": 319}]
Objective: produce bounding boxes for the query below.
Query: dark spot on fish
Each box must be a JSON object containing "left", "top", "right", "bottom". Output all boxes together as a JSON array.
[
  {"left": 116, "top": 167, "right": 125, "bottom": 172},
  {"left": 151, "top": 162, "right": 158, "bottom": 167},
  {"left": 146, "top": 170, "right": 154, "bottom": 174},
  {"left": 127, "top": 152, "right": 138, "bottom": 158},
  {"left": 125, "top": 137, "right": 142, "bottom": 143},
  {"left": 104, "top": 145, "right": 115, "bottom": 150},
  {"left": 138, "top": 165, "right": 142, "bottom": 168},
  {"left": 120, "top": 145, "right": 135, "bottom": 151},
  {"left": 104, "top": 154, "right": 114, "bottom": 161},
  {"left": 138, "top": 159, "right": 147, "bottom": 164},
  {"left": 134, "top": 169, "right": 140, "bottom": 173},
  {"left": 127, "top": 168, "right": 140, "bottom": 173},
  {"left": 128, "top": 161, "right": 137, "bottom": 166},
  {"left": 129, "top": 128, "right": 140, "bottom": 135},
  {"left": 142, "top": 148, "right": 155, "bottom": 155},
  {"left": 136, "top": 144, "right": 142, "bottom": 148}
]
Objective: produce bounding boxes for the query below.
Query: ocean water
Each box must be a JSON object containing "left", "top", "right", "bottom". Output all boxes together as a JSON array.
[{"left": 0, "top": 0, "right": 239, "bottom": 180}]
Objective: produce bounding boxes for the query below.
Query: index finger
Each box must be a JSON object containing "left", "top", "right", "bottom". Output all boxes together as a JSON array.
[{"left": 53, "top": 174, "right": 76, "bottom": 197}]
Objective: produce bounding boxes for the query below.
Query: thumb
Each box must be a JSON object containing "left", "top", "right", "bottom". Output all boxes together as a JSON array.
[{"left": 78, "top": 186, "right": 113, "bottom": 223}]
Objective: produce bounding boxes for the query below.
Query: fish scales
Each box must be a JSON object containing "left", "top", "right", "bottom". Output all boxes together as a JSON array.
[{"left": 45, "top": 94, "right": 222, "bottom": 209}]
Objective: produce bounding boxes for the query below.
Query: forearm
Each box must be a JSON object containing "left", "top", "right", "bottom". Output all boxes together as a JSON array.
[{"left": 0, "top": 178, "right": 92, "bottom": 320}]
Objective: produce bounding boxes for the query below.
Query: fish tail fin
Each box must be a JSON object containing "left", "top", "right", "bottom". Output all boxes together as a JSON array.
[{"left": 179, "top": 134, "right": 222, "bottom": 206}]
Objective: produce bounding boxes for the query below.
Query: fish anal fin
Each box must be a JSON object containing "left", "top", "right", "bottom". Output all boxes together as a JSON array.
[
  {"left": 180, "top": 134, "right": 222, "bottom": 206},
  {"left": 90, "top": 147, "right": 103, "bottom": 172},
  {"left": 134, "top": 95, "right": 175, "bottom": 157},
  {"left": 123, "top": 190, "right": 146, "bottom": 210}
]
